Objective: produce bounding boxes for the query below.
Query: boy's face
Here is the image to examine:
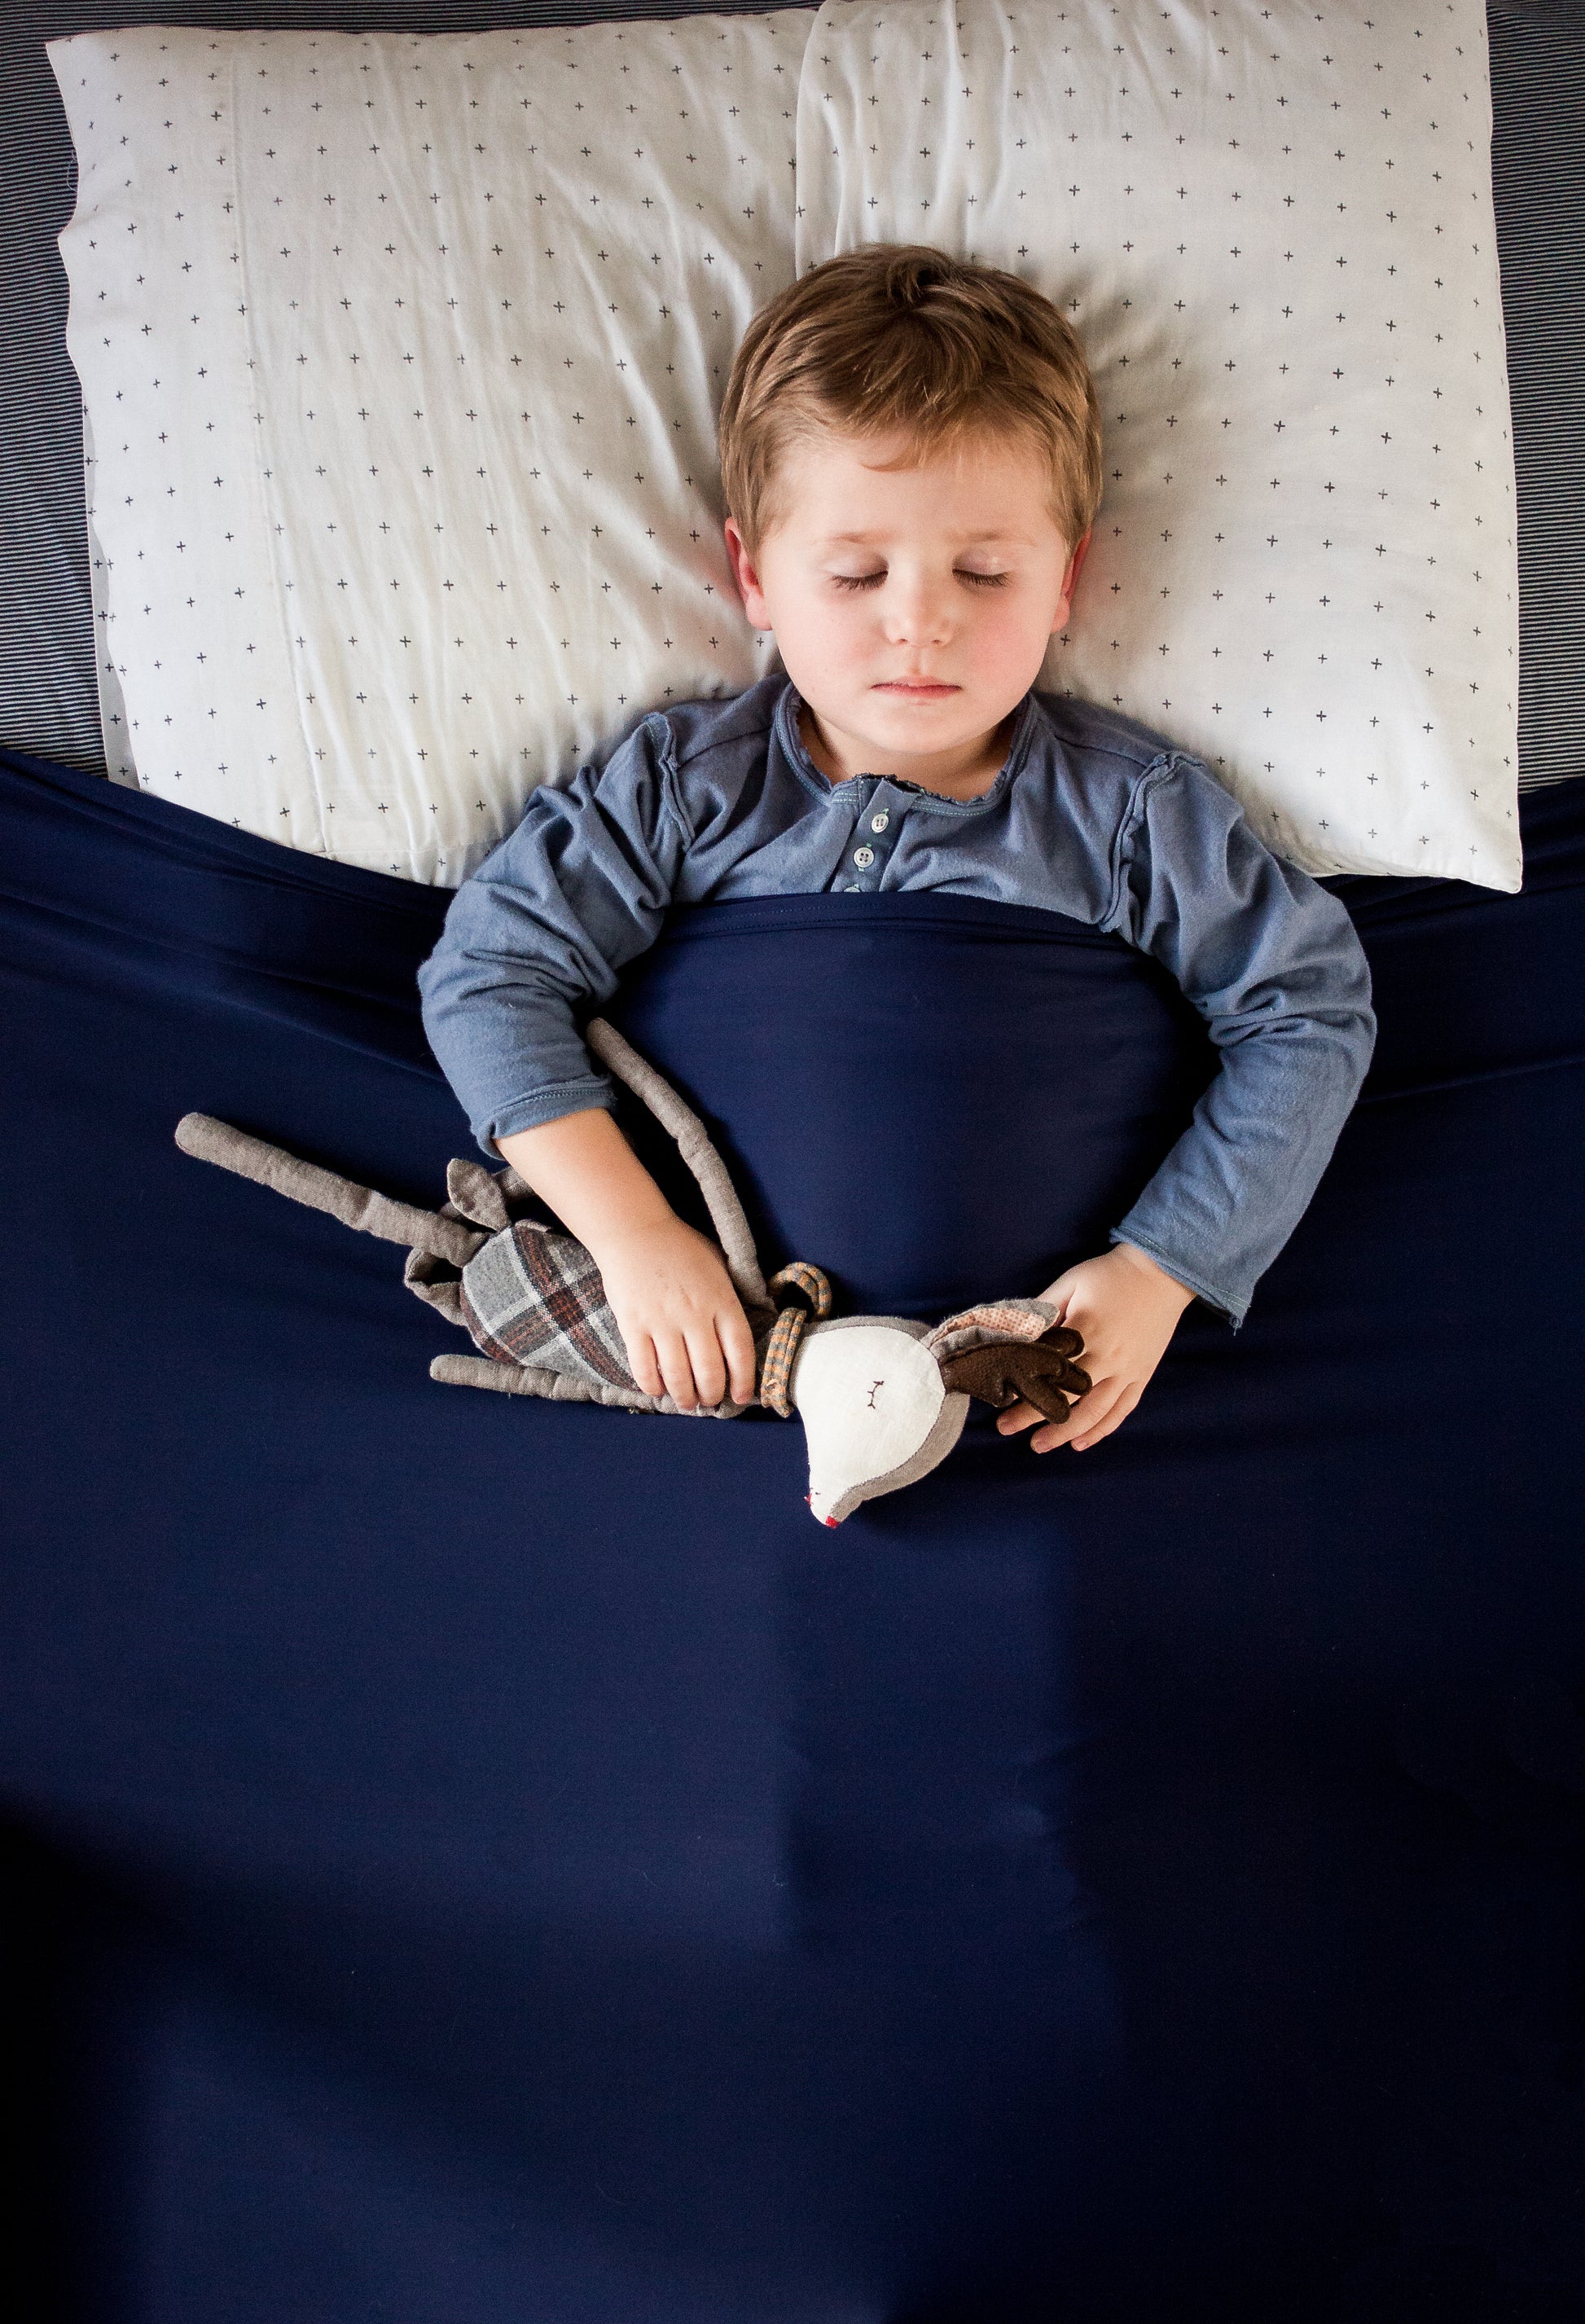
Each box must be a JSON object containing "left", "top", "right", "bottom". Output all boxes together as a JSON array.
[{"left": 724, "top": 426, "right": 1091, "bottom": 793}]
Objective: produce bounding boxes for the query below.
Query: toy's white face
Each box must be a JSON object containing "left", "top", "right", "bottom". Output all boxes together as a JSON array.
[
  {"left": 724, "top": 426, "right": 1091, "bottom": 802},
  {"left": 790, "top": 1320, "right": 968, "bottom": 1527}
]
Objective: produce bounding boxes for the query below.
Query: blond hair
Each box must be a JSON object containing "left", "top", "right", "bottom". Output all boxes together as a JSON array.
[{"left": 718, "top": 244, "right": 1103, "bottom": 560}]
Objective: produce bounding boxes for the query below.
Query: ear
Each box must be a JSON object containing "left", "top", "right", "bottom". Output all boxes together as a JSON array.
[
  {"left": 1052, "top": 527, "right": 1093, "bottom": 634},
  {"left": 445, "top": 1156, "right": 511, "bottom": 1233},
  {"left": 724, "top": 516, "right": 774, "bottom": 632}
]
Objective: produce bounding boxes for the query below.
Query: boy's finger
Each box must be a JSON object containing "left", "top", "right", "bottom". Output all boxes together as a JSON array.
[
  {"left": 653, "top": 1329, "right": 698, "bottom": 1411},
  {"left": 626, "top": 1331, "right": 664, "bottom": 1402},
  {"left": 1033, "top": 1380, "right": 1124, "bottom": 1452},
  {"left": 1033, "top": 1376, "right": 1113, "bottom": 1439},
  {"left": 684, "top": 1325, "right": 727, "bottom": 1412},
  {"left": 1069, "top": 1385, "right": 1143, "bottom": 1451},
  {"left": 1003, "top": 1368, "right": 1116, "bottom": 1443},
  {"left": 1031, "top": 1385, "right": 1106, "bottom": 1440},
  {"left": 718, "top": 1306, "right": 759, "bottom": 1407}
]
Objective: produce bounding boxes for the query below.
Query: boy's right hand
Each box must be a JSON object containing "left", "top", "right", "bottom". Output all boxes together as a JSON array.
[
  {"left": 588, "top": 1215, "right": 759, "bottom": 1412},
  {"left": 494, "top": 1106, "right": 757, "bottom": 1411}
]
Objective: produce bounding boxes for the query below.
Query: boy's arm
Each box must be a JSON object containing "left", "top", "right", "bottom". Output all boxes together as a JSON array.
[
  {"left": 1002, "top": 753, "right": 1375, "bottom": 1454},
  {"left": 1101, "top": 751, "right": 1377, "bottom": 1324},
  {"left": 419, "top": 714, "right": 687, "bottom": 1158},
  {"left": 420, "top": 718, "right": 756, "bottom": 1409}
]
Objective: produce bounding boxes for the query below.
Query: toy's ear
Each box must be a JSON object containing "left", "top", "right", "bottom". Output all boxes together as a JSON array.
[
  {"left": 789, "top": 1319, "right": 969, "bottom": 1527},
  {"left": 446, "top": 1158, "right": 512, "bottom": 1233}
]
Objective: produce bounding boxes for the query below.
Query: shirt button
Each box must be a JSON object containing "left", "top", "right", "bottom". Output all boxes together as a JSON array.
[
  {"left": 853, "top": 846, "right": 876, "bottom": 868},
  {"left": 869, "top": 811, "right": 889, "bottom": 833}
]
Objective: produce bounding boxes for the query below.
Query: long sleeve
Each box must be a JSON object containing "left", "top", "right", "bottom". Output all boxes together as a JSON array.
[
  {"left": 418, "top": 714, "right": 691, "bottom": 1155},
  {"left": 1104, "top": 753, "right": 1376, "bottom": 1325}
]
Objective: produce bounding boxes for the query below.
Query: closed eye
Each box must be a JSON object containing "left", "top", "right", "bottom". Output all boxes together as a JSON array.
[{"left": 830, "top": 569, "right": 1009, "bottom": 592}]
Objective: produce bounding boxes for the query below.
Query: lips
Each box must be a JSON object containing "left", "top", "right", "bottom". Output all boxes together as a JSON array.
[{"left": 875, "top": 679, "right": 959, "bottom": 696}]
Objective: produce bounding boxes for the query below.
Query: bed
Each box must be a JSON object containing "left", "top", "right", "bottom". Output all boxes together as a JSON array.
[{"left": 3, "top": 4, "right": 1584, "bottom": 2317}]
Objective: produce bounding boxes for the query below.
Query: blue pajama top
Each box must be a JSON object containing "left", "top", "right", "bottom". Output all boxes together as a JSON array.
[{"left": 418, "top": 676, "right": 1376, "bottom": 1323}]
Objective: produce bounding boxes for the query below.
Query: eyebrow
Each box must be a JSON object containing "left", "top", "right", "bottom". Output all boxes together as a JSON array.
[{"left": 815, "top": 530, "right": 1036, "bottom": 548}]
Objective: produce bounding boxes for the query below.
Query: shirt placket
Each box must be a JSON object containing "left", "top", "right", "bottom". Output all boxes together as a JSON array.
[{"left": 836, "top": 780, "right": 906, "bottom": 892}]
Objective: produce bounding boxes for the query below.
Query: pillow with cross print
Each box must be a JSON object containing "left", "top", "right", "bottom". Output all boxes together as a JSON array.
[
  {"left": 50, "top": 0, "right": 1520, "bottom": 887},
  {"left": 797, "top": 0, "right": 1521, "bottom": 889},
  {"left": 50, "top": 12, "right": 813, "bottom": 882}
]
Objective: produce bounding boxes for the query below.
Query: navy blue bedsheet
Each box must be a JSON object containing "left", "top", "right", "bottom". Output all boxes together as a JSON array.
[{"left": 2, "top": 750, "right": 1583, "bottom": 2322}]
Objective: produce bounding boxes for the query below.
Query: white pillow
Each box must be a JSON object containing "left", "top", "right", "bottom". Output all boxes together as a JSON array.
[
  {"left": 797, "top": 0, "right": 1522, "bottom": 890},
  {"left": 51, "top": 15, "right": 813, "bottom": 881},
  {"left": 52, "top": 0, "right": 1521, "bottom": 890}
]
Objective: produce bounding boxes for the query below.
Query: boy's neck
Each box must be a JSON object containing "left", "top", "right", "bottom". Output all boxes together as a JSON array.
[{"left": 797, "top": 700, "right": 1014, "bottom": 802}]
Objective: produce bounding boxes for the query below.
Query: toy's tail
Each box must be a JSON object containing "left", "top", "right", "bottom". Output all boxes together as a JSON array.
[{"left": 174, "top": 1113, "right": 483, "bottom": 1268}]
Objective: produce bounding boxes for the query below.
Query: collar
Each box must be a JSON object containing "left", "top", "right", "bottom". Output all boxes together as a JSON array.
[{"left": 772, "top": 680, "right": 1041, "bottom": 814}]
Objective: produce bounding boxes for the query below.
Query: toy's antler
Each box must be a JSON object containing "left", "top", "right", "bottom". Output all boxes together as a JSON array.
[
  {"left": 173, "top": 1114, "right": 484, "bottom": 1270},
  {"left": 924, "top": 1300, "right": 1091, "bottom": 1422}
]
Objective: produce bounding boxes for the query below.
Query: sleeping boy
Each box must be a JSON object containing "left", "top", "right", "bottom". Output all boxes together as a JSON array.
[{"left": 419, "top": 244, "right": 1376, "bottom": 1455}]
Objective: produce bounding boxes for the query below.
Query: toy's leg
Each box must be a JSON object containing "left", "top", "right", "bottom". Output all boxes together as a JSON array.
[
  {"left": 428, "top": 1353, "right": 740, "bottom": 1418},
  {"left": 431, "top": 1354, "right": 559, "bottom": 1397},
  {"left": 176, "top": 1113, "right": 481, "bottom": 1267}
]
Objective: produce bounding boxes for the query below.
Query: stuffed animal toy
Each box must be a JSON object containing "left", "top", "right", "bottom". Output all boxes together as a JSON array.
[{"left": 175, "top": 1018, "right": 1089, "bottom": 1524}]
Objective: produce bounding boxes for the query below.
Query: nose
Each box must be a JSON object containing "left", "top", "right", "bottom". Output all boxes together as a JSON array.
[{"left": 881, "top": 567, "right": 953, "bottom": 650}]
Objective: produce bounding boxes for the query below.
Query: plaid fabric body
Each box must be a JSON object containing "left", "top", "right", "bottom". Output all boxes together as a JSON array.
[{"left": 459, "top": 1219, "right": 639, "bottom": 1390}]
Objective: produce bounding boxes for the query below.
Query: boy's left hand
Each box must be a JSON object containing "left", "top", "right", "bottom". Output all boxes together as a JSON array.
[{"left": 996, "top": 1242, "right": 1196, "bottom": 1454}]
